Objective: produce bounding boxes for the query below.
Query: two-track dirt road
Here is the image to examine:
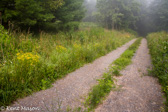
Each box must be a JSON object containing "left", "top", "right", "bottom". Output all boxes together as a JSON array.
[{"left": 3, "top": 39, "right": 165, "bottom": 112}]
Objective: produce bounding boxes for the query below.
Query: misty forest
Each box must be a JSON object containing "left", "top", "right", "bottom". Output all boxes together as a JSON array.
[{"left": 0, "top": 0, "right": 168, "bottom": 111}]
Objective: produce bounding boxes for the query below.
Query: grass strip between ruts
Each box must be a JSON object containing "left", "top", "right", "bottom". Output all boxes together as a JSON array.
[{"left": 85, "top": 38, "right": 142, "bottom": 111}]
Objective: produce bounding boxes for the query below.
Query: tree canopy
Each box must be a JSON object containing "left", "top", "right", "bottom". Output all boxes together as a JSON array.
[
  {"left": 0, "top": 0, "right": 85, "bottom": 31},
  {"left": 0, "top": 0, "right": 168, "bottom": 34}
]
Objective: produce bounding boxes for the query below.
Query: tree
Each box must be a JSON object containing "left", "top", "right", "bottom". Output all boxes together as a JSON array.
[
  {"left": 0, "top": 0, "right": 64, "bottom": 29},
  {"left": 54, "top": 0, "right": 85, "bottom": 31},
  {"left": 96, "top": 0, "right": 140, "bottom": 30},
  {"left": 149, "top": 0, "right": 168, "bottom": 31},
  {"left": 54, "top": 0, "right": 85, "bottom": 23},
  {"left": 135, "top": 0, "right": 168, "bottom": 35}
]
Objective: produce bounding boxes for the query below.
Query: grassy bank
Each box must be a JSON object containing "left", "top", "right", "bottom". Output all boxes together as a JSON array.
[
  {"left": 85, "top": 38, "right": 142, "bottom": 110},
  {"left": 147, "top": 32, "right": 168, "bottom": 110},
  {"left": 0, "top": 24, "right": 134, "bottom": 107}
]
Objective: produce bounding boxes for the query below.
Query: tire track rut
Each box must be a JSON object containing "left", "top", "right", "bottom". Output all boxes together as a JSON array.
[{"left": 95, "top": 39, "right": 164, "bottom": 112}]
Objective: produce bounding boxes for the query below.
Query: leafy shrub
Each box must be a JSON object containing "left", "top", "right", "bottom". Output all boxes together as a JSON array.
[{"left": 62, "top": 22, "right": 80, "bottom": 31}]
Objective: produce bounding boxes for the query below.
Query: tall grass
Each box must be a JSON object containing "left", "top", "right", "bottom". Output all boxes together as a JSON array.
[
  {"left": 147, "top": 31, "right": 168, "bottom": 110},
  {"left": 0, "top": 24, "right": 135, "bottom": 107}
]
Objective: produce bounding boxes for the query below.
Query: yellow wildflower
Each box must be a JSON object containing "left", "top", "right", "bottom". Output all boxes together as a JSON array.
[
  {"left": 73, "top": 43, "right": 81, "bottom": 49},
  {"left": 16, "top": 52, "right": 40, "bottom": 66},
  {"left": 56, "top": 45, "right": 67, "bottom": 52}
]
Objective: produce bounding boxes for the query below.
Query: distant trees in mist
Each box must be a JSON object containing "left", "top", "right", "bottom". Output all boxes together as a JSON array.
[{"left": 84, "top": 0, "right": 168, "bottom": 35}]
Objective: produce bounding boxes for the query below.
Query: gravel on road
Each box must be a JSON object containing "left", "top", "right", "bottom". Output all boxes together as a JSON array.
[{"left": 95, "top": 39, "right": 165, "bottom": 112}]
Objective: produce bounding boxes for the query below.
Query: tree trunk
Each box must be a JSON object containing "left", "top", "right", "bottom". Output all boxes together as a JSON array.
[
  {"left": 0, "top": 12, "right": 2, "bottom": 25},
  {"left": 112, "top": 20, "right": 114, "bottom": 30},
  {"left": 106, "top": 19, "right": 108, "bottom": 29}
]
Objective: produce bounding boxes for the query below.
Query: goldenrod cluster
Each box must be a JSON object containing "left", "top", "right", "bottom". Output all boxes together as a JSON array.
[
  {"left": 94, "top": 43, "right": 101, "bottom": 48},
  {"left": 73, "top": 43, "right": 81, "bottom": 49},
  {"left": 56, "top": 45, "right": 67, "bottom": 52},
  {"left": 16, "top": 52, "right": 39, "bottom": 66},
  {"left": 125, "top": 34, "right": 130, "bottom": 38}
]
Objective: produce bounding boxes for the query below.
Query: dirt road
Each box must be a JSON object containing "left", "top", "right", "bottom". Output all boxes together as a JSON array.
[
  {"left": 95, "top": 39, "right": 164, "bottom": 112},
  {"left": 4, "top": 40, "right": 136, "bottom": 112}
]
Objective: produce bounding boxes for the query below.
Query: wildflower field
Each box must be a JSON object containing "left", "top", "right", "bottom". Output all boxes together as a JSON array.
[
  {"left": 147, "top": 31, "right": 168, "bottom": 110},
  {"left": 0, "top": 24, "right": 135, "bottom": 107}
]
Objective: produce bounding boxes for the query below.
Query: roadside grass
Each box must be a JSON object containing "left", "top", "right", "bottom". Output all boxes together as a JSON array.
[
  {"left": 0, "top": 24, "right": 135, "bottom": 108},
  {"left": 85, "top": 38, "right": 142, "bottom": 110},
  {"left": 147, "top": 31, "right": 168, "bottom": 110}
]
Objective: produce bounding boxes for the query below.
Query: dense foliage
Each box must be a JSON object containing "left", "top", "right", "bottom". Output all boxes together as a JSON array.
[
  {"left": 0, "top": 0, "right": 85, "bottom": 31},
  {"left": 0, "top": 24, "right": 135, "bottom": 107},
  {"left": 1, "top": 0, "right": 168, "bottom": 34},
  {"left": 54, "top": 0, "right": 85, "bottom": 31},
  {"left": 147, "top": 32, "right": 168, "bottom": 110}
]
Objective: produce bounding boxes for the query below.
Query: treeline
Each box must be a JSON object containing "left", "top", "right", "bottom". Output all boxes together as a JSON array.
[
  {"left": 83, "top": 0, "right": 168, "bottom": 36},
  {"left": 136, "top": 0, "right": 168, "bottom": 35},
  {"left": 96, "top": 0, "right": 139, "bottom": 30},
  {"left": 1, "top": 0, "right": 168, "bottom": 35},
  {"left": 147, "top": 0, "right": 168, "bottom": 32},
  {"left": 0, "top": 0, "right": 85, "bottom": 32}
]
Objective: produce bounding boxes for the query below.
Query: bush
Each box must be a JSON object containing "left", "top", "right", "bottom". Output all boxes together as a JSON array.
[{"left": 62, "top": 22, "right": 80, "bottom": 31}]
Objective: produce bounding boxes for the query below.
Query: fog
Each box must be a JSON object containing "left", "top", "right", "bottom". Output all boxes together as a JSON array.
[{"left": 83, "top": 0, "right": 97, "bottom": 22}]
